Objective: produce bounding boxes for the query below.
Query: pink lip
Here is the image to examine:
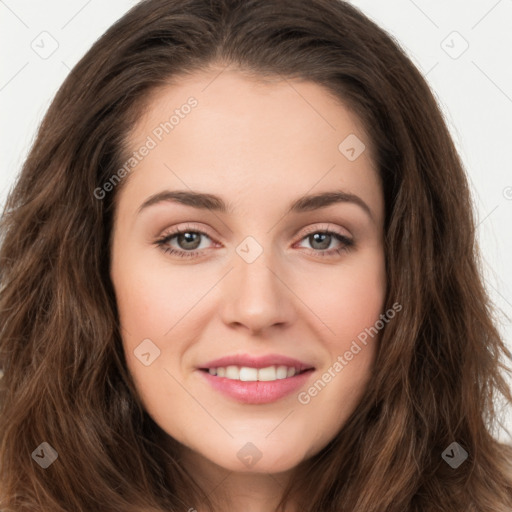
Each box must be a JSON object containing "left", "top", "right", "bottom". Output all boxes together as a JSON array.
[
  {"left": 197, "top": 368, "right": 315, "bottom": 404},
  {"left": 198, "top": 353, "right": 315, "bottom": 372}
]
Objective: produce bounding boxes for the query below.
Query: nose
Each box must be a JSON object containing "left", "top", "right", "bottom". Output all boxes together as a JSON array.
[{"left": 219, "top": 247, "right": 296, "bottom": 335}]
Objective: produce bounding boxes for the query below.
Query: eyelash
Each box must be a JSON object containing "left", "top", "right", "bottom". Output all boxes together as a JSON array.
[{"left": 154, "top": 223, "right": 355, "bottom": 260}]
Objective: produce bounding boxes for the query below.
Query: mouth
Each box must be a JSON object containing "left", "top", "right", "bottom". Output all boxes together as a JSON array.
[
  {"left": 198, "top": 365, "right": 313, "bottom": 381},
  {"left": 196, "top": 354, "right": 316, "bottom": 404}
]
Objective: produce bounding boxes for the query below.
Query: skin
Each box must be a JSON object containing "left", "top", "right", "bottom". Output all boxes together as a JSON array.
[{"left": 110, "top": 67, "right": 386, "bottom": 512}]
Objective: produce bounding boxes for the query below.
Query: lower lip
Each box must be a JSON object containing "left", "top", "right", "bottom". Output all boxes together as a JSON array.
[{"left": 197, "top": 369, "right": 315, "bottom": 404}]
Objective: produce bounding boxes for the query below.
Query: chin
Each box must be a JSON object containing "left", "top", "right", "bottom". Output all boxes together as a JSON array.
[{"left": 192, "top": 442, "right": 304, "bottom": 474}]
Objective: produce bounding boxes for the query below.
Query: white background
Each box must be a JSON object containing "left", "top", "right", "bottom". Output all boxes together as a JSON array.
[{"left": 0, "top": 0, "right": 511, "bottom": 441}]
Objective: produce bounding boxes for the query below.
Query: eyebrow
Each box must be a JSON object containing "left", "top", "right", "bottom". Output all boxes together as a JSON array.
[{"left": 137, "top": 189, "right": 374, "bottom": 221}]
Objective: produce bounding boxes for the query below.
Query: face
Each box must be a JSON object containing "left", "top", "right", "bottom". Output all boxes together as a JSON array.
[{"left": 110, "top": 68, "right": 386, "bottom": 475}]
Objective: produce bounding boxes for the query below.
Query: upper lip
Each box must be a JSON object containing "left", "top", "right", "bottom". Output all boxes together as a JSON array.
[{"left": 198, "top": 353, "right": 315, "bottom": 372}]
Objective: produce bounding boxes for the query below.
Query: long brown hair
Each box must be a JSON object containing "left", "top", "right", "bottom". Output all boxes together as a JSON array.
[{"left": 1, "top": 0, "right": 511, "bottom": 510}]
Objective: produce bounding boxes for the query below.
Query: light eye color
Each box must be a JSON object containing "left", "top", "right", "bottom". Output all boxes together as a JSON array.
[
  {"left": 296, "top": 231, "right": 353, "bottom": 253},
  {"left": 154, "top": 224, "right": 355, "bottom": 259}
]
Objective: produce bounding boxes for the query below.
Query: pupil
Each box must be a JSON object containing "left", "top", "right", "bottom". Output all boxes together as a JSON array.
[
  {"left": 179, "top": 232, "right": 201, "bottom": 250},
  {"left": 311, "top": 233, "right": 330, "bottom": 250}
]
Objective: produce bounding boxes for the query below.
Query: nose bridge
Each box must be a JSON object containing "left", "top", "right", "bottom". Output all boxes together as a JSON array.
[{"left": 221, "top": 234, "right": 293, "bottom": 332}]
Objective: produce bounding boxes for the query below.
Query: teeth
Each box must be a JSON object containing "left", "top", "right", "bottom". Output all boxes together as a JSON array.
[
  {"left": 276, "top": 365, "right": 288, "bottom": 379},
  {"left": 206, "top": 365, "right": 300, "bottom": 381},
  {"left": 225, "top": 365, "right": 239, "bottom": 379},
  {"left": 239, "top": 367, "right": 258, "bottom": 381},
  {"left": 258, "top": 366, "right": 276, "bottom": 381}
]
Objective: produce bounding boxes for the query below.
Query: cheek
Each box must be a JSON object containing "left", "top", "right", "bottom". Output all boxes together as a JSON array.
[
  {"left": 112, "top": 262, "right": 191, "bottom": 412},
  {"left": 112, "top": 254, "right": 202, "bottom": 338},
  {"left": 112, "top": 255, "right": 211, "bottom": 398},
  {"left": 296, "top": 258, "right": 386, "bottom": 443},
  {"left": 302, "top": 252, "right": 387, "bottom": 346}
]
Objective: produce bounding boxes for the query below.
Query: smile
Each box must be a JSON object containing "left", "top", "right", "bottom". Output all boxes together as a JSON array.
[
  {"left": 201, "top": 365, "right": 306, "bottom": 381},
  {"left": 197, "top": 366, "right": 315, "bottom": 404}
]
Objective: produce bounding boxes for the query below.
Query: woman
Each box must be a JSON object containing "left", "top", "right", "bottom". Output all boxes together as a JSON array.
[{"left": 1, "top": 0, "right": 511, "bottom": 510}]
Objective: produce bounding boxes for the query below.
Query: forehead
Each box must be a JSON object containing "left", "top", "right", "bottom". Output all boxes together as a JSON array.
[
  {"left": 118, "top": 68, "right": 382, "bottom": 223},
  {"left": 129, "top": 67, "right": 376, "bottom": 160}
]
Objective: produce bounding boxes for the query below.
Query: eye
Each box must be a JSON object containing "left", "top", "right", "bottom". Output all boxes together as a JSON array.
[
  {"left": 154, "top": 224, "right": 216, "bottom": 259},
  {"left": 154, "top": 223, "right": 355, "bottom": 259},
  {"left": 294, "top": 225, "right": 354, "bottom": 258}
]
